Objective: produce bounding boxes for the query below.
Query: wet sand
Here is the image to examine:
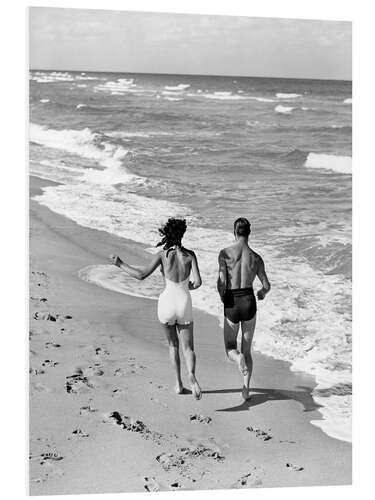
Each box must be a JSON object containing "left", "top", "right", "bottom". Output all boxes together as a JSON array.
[{"left": 29, "top": 176, "right": 351, "bottom": 495}]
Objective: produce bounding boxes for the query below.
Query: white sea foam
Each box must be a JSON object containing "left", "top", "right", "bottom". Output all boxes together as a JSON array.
[
  {"left": 164, "top": 84, "right": 190, "bottom": 90},
  {"left": 275, "top": 105, "right": 295, "bottom": 114},
  {"left": 161, "top": 90, "right": 183, "bottom": 96},
  {"left": 94, "top": 78, "right": 137, "bottom": 94},
  {"left": 251, "top": 97, "right": 276, "bottom": 103},
  {"left": 30, "top": 71, "right": 100, "bottom": 84},
  {"left": 203, "top": 92, "right": 244, "bottom": 101},
  {"left": 343, "top": 98, "right": 352, "bottom": 104},
  {"left": 276, "top": 93, "right": 302, "bottom": 99},
  {"left": 39, "top": 99, "right": 50, "bottom": 104},
  {"left": 163, "top": 97, "right": 183, "bottom": 102},
  {"left": 76, "top": 104, "right": 86, "bottom": 109},
  {"left": 304, "top": 153, "right": 352, "bottom": 175},
  {"left": 29, "top": 123, "right": 138, "bottom": 185}
]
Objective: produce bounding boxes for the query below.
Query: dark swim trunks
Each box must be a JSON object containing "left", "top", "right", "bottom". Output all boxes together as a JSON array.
[{"left": 223, "top": 287, "right": 257, "bottom": 323}]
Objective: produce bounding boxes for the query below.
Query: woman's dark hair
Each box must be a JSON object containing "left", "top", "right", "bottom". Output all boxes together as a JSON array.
[
  {"left": 156, "top": 218, "right": 187, "bottom": 249},
  {"left": 234, "top": 217, "right": 251, "bottom": 237}
]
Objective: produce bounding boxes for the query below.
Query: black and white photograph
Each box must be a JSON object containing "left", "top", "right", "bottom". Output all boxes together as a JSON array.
[{"left": 28, "top": 5, "right": 352, "bottom": 495}]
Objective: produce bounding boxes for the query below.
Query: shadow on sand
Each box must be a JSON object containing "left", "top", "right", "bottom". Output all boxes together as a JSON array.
[{"left": 202, "top": 386, "right": 321, "bottom": 413}]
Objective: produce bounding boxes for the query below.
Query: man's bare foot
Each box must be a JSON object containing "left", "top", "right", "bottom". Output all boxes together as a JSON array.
[
  {"left": 188, "top": 374, "right": 202, "bottom": 400},
  {"left": 175, "top": 382, "right": 185, "bottom": 395},
  {"left": 238, "top": 353, "right": 248, "bottom": 376},
  {"left": 242, "top": 386, "right": 251, "bottom": 401}
]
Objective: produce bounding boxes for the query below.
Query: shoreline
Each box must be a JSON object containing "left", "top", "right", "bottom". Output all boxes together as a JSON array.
[{"left": 29, "top": 175, "right": 351, "bottom": 494}]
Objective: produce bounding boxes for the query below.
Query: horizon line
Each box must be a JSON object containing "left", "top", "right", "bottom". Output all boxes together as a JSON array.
[{"left": 29, "top": 68, "right": 352, "bottom": 83}]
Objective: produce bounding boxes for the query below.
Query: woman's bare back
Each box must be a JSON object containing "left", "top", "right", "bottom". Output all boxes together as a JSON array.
[{"left": 160, "top": 247, "right": 193, "bottom": 282}]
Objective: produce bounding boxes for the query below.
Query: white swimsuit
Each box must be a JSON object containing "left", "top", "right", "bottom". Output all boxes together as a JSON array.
[{"left": 157, "top": 277, "right": 193, "bottom": 326}]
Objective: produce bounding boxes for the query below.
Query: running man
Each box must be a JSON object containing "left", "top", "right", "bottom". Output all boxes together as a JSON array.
[{"left": 217, "top": 218, "right": 271, "bottom": 401}]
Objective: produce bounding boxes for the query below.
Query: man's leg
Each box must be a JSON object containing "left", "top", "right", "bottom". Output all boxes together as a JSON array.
[
  {"left": 177, "top": 323, "right": 202, "bottom": 400},
  {"left": 224, "top": 317, "right": 248, "bottom": 375},
  {"left": 161, "top": 323, "right": 184, "bottom": 393},
  {"left": 240, "top": 315, "right": 257, "bottom": 400}
]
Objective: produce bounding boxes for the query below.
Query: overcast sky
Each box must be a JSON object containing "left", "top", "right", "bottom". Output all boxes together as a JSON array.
[{"left": 29, "top": 7, "right": 351, "bottom": 80}]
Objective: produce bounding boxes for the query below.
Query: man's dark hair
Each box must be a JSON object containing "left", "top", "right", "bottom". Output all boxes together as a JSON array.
[{"left": 234, "top": 217, "right": 251, "bottom": 237}]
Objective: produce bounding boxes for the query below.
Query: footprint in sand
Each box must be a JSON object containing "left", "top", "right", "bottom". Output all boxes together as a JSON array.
[
  {"left": 30, "top": 296, "right": 48, "bottom": 302},
  {"left": 246, "top": 426, "right": 272, "bottom": 441},
  {"left": 30, "top": 382, "right": 51, "bottom": 394},
  {"left": 31, "top": 451, "right": 64, "bottom": 464},
  {"left": 149, "top": 381, "right": 168, "bottom": 391},
  {"left": 45, "top": 342, "right": 61, "bottom": 349},
  {"left": 286, "top": 462, "right": 304, "bottom": 472},
  {"left": 143, "top": 476, "right": 160, "bottom": 492},
  {"left": 41, "top": 359, "right": 59, "bottom": 368},
  {"left": 189, "top": 414, "right": 212, "bottom": 425},
  {"left": 156, "top": 444, "right": 225, "bottom": 472},
  {"left": 79, "top": 400, "right": 97, "bottom": 415},
  {"left": 170, "top": 482, "right": 182, "bottom": 489},
  {"left": 29, "top": 367, "right": 46, "bottom": 375},
  {"left": 68, "top": 429, "right": 90, "bottom": 440},
  {"left": 114, "top": 368, "right": 128, "bottom": 377},
  {"left": 95, "top": 347, "right": 110, "bottom": 357},
  {"left": 59, "top": 327, "right": 73, "bottom": 335},
  {"left": 103, "top": 412, "right": 163, "bottom": 443},
  {"left": 234, "top": 468, "right": 264, "bottom": 488},
  {"left": 79, "top": 364, "right": 104, "bottom": 377},
  {"left": 34, "top": 312, "right": 57, "bottom": 322},
  {"left": 111, "top": 388, "right": 126, "bottom": 398},
  {"left": 66, "top": 373, "right": 96, "bottom": 394}
]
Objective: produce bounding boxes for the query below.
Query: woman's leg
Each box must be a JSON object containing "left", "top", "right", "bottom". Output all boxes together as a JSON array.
[
  {"left": 177, "top": 323, "right": 202, "bottom": 400},
  {"left": 224, "top": 316, "right": 248, "bottom": 375},
  {"left": 161, "top": 323, "right": 184, "bottom": 393},
  {"left": 240, "top": 315, "right": 257, "bottom": 400}
]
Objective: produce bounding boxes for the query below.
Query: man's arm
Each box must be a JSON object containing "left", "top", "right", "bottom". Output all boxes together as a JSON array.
[
  {"left": 110, "top": 253, "right": 162, "bottom": 280},
  {"left": 217, "top": 250, "right": 227, "bottom": 302},
  {"left": 256, "top": 256, "right": 271, "bottom": 300}
]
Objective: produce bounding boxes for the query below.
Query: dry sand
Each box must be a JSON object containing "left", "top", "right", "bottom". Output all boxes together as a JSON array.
[{"left": 29, "top": 176, "right": 351, "bottom": 495}]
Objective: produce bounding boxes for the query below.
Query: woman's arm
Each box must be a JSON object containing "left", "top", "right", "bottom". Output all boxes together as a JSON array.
[
  {"left": 188, "top": 251, "right": 202, "bottom": 290},
  {"left": 109, "top": 252, "right": 162, "bottom": 281}
]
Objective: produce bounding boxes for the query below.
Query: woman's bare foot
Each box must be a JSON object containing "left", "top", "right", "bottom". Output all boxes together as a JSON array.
[
  {"left": 242, "top": 386, "right": 251, "bottom": 401},
  {"left": 188, "top": 374, "right": 202, "bottom": 400},
  {"left": 238, "top": 353, "right": 248, "bottom": 376},
  {"left": 175, "top": 382, "right": 185, "bottom": 394}
]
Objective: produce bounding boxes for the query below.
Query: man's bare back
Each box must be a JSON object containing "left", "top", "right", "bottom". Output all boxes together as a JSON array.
[
  {"left": 218, "top": 240, "right": 270, "bottom": 301},
  {"left": 217, "top": 217, "right": 270, "bottom": 401}
]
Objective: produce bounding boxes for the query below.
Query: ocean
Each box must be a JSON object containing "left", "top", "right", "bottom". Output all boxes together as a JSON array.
[{"left": 29, "top": 70, "right": 352, "bottom": 442}]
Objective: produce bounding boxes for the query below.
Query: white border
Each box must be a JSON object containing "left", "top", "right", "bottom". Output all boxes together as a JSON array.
[{"left": 1, "top": 1, "right": 373, "bottom": 499}]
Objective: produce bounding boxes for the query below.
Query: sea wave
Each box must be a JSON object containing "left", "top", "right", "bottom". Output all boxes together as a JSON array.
[
  {"left": 343, "top": 98, "right": 352, "bottom": 104},
  {"left": 30, "top": 71, "right": 99, "bottom": 83},
  {"left": 304, "top": 153, "right": 352, "bottom": 175},
  {"left": 29, "top": 123, "right": 138, "bottom": 185},
  {"left": 202, "top": 92, "right": 244, "bottom": 101},
  {"left": 275, "top": 104, "right": 295, "bottom": 114},
  {"left": 164, "top": 84, "right": 190, "bottom": 90},
  {"left": 276, "top": 93, "right": 302, "bottom": 99}
]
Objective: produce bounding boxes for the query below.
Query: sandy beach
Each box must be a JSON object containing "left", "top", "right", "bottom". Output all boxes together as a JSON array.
[{"left": 29, "top": 175, "right": 351, "bottom": 495}]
